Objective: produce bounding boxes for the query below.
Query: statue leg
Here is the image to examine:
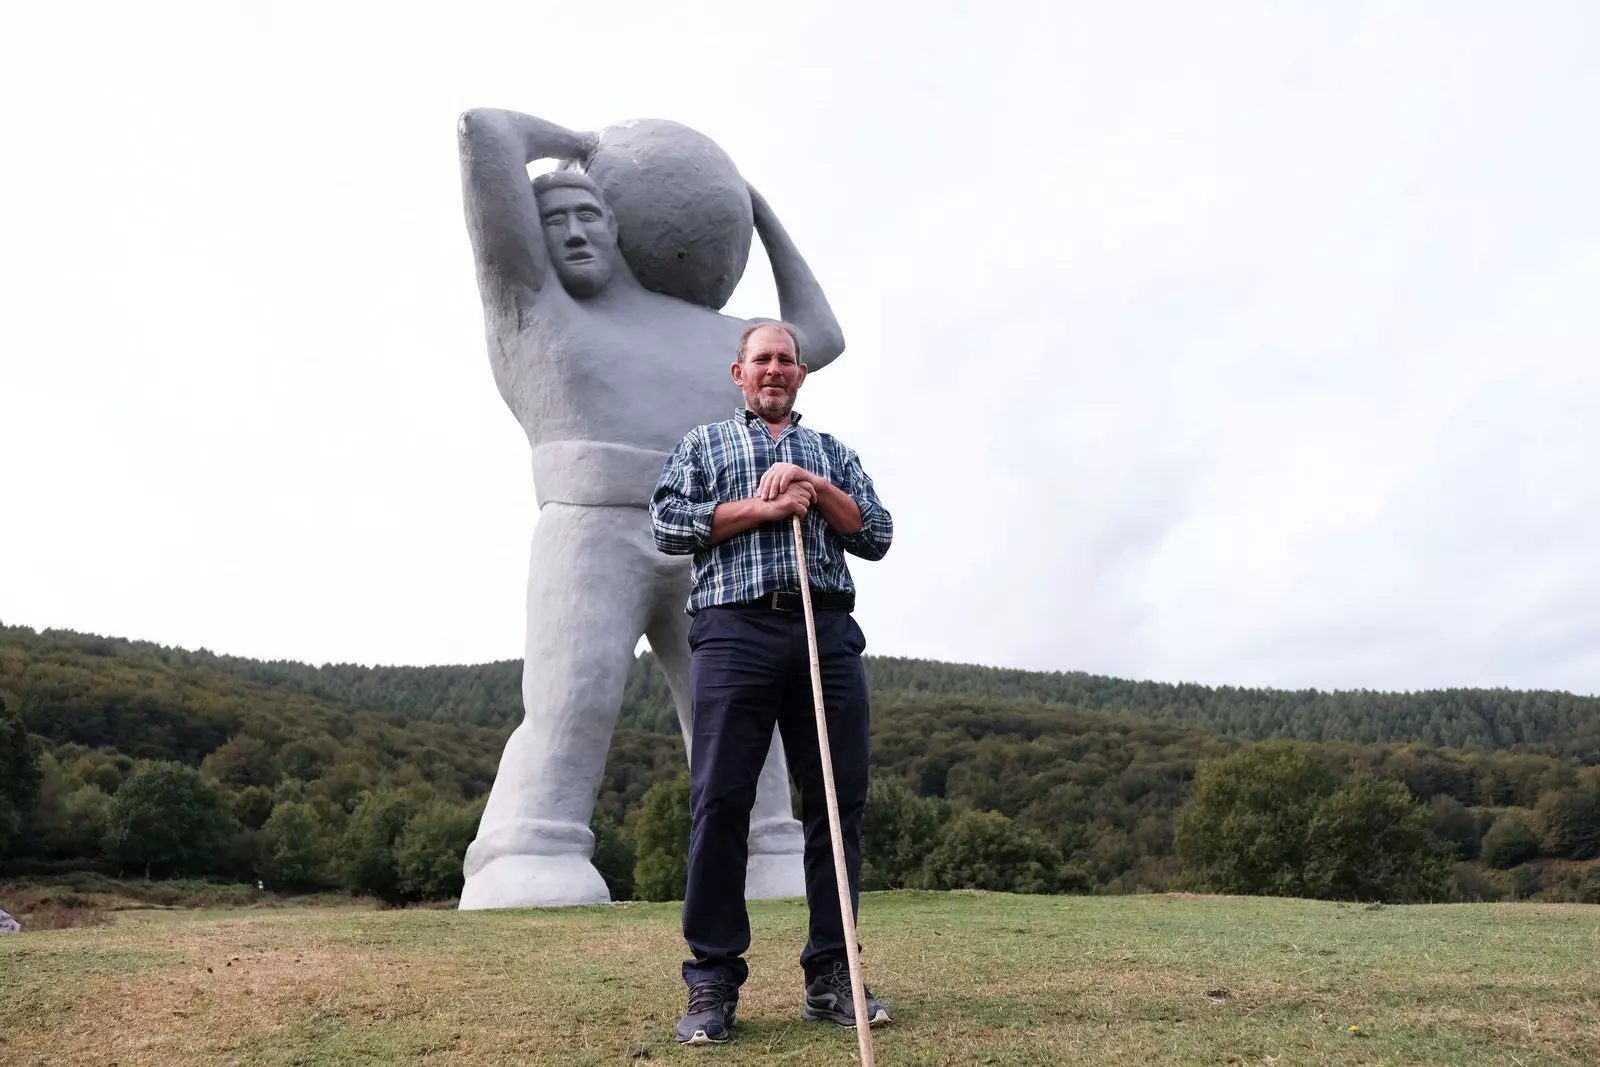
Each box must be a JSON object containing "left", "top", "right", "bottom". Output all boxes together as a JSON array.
[
  {"left": 647, "top": 597, "right": 807, "bottom": 900},
  {"left": 460, "top": 504, "right": 652, "bottom": 909}
]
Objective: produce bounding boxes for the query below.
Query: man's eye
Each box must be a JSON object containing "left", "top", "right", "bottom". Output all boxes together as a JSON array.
[{"left": 579, "top": 211, "right": 599, "bottom": 222}]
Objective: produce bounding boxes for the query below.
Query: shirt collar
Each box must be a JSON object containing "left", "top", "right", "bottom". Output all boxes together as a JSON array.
[{"left": 737, "top": 407, "right": 803, "bottom": 427}]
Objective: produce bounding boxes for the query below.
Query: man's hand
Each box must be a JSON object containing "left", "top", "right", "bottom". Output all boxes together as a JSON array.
[
  {"left": 758, "top": 462, "right": 814, "bottom": 501},
  {"left": 708, "top": 480, "right": 815, "bottom": 545},
  {"left": 764, "top": 479, "right": 816, "bottom": 519}
]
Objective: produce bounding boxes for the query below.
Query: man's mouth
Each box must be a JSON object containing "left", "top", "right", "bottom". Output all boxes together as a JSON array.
[{"left": 565, "top": 252, "right": 595, "bottom": 263}]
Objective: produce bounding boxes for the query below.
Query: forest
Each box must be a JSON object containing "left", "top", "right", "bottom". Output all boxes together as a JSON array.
[{"left": 3, "top": 621, "right": 1598, "bottom": 907}]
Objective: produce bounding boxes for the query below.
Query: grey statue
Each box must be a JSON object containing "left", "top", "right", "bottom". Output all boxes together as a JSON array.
[{"left": 454, "top": 109, "right": 845, "bottom": 908}]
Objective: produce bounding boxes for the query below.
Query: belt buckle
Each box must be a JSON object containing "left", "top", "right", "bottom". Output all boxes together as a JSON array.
[{"left": 770, "top": 591, "right": 783, "bottom": 610}]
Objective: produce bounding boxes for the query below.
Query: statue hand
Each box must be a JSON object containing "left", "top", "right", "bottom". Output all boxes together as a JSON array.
[{"left": 577, "top": 131, "right": 600, "bottom": 165}]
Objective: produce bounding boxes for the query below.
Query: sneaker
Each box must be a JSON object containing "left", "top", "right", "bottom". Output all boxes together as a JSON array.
[
  {"left": 676, "top": 980, "right": 739, "bottom": 1045},
  {"left": 802, "top": 961, "right": 892, "bottom": 1028}
]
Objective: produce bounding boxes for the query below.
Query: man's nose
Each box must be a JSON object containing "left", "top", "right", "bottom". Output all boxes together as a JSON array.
[{"left": 563, "top": 220, "right": 587, "bottom": 246}]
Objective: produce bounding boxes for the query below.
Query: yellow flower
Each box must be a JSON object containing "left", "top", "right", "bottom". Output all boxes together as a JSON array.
[{"left": 1348, "top": 1025, "right": 1361, "bottom": 1033}]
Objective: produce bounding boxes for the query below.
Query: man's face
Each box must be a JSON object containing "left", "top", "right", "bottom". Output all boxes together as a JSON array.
[
  {"left": 539, "top": 186, "right": 617, "bottom": 298},
  {"left": 732, "top": 326, "right": 807, "bottom": 421}
]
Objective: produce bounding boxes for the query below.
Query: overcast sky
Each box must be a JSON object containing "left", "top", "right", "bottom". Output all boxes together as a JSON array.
[{"left": 4, "top": 2, "right": 1597, "bottom": 694}]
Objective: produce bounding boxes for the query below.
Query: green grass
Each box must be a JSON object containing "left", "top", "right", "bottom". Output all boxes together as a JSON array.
[{"left": 2, "top": 892, "right": 1597, "bottom": 1066}]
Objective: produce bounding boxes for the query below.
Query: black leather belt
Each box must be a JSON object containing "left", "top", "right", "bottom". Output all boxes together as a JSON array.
[{"left": 738, "top": 589, "right": 855, "bottom": 613}]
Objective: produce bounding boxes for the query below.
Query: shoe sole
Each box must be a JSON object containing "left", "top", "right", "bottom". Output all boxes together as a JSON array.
[
  {"left": 680, "top": 1029, "right": 730, "bottom": 1045},
  {"left": 677, "top": 1013, "right": 737, "bottom": 1045},
  {"left": 802, "top": 1006, "right": 892, "bottom": 1028}
]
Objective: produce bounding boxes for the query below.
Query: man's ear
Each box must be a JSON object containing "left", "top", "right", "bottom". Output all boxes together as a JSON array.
[{"left": 730, "top": 359, "right": 744, "bottom": 387}]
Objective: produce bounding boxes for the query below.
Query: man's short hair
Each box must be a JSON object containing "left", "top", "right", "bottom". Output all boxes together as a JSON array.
[
  {"left": 531, "top": 169, "right": 606, "bottom": 204},
  {"left": 737, "top": 320, "right": 804, "bottom": 364}
]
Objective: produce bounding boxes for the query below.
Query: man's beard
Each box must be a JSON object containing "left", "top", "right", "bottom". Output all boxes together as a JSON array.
[{"left": 746, "top": 386, "right": 796, "bottom": 421}]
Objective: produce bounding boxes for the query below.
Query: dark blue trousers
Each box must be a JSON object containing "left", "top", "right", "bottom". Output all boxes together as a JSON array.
[{"left": 680, "top": 603, "right": 871, "bottom": 989}]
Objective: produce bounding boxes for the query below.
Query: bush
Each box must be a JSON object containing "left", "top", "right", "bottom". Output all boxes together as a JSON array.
[
  {"left": 1450, "top": 862, "right": 1507, "bottom": 902},
  {"left": 1481, "top": 812, "right": 1541, "bottom": 870},
  {"left": 1173, "top": 742, "right": 1339, "bottom": 897},
  {"left": 590, "top": 807, "right": 635, "bottom": 901},
  {"left": 919, "top": 810, "right": 1064, "bottom": 894},
  {"left": 394, "top": 800, "right": 483, "bottom": 901},
  {"left": 1509, "top": 863, "right": 1542, "bottom": 901},
  {"left": 1535, "top": 787, "right": 1600, "bottom": 859},
  {"left": 1578, "top": 866, "right": 1600, "bottom": 905},
  {"left": 336, "top": 790, "right": 420, "bottom": 904},
  {"left": 861, "top": 777, "right": 949, "bottom": 891},
  {"left": 105, "top": 761, "right": 239, "bottom": 878},
  {"left": 629, "top": 773, "right": 691, "bottom": 902},
  {"left": 259, "top": 801, "right": 333, "bottom": 891},
  {"left": 1303, "top": 776, "right": 1449, "bottom": 902}
]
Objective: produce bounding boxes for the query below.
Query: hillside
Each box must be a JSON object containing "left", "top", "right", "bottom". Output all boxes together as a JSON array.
[
  {"left": 12, "top": 623, "right": 1600, "bottom": 759},
  {"left": 4, "top": 621, "right": 1599, "bottom": 906}
]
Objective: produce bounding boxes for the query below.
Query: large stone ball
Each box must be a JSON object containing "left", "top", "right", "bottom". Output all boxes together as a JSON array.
[{"left": 571, "top": 119, "right": 753, "bottom": 311}]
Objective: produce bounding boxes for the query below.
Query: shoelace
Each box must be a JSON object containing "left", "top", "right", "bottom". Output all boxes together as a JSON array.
[
  {"left": 688, "top": 981, "right": 734, "bottom": 1014},
  {"left": 817, "top": 965, "right": 874, "bottom": 1001}
]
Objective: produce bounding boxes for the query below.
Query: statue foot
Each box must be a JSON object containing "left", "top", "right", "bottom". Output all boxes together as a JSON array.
[{"left": 459, "top": 853, "right": 611, "bottom": 910}]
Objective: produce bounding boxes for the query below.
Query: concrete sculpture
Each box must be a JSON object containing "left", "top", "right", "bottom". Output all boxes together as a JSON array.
[{"left": 454, "top": 109, "right": 845, "bottom": 908}]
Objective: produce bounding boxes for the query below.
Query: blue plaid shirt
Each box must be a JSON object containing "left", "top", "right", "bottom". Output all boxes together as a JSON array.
[{"left": 651, "top": 409, "right": 893, "bottom": 613}]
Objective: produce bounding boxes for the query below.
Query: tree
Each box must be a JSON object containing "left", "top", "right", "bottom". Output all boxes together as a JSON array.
[
  {"left": 394, "top": 799, "right": 483, "bottom": 901},
  {"left": 336, "top": 790, "right": 420, "bottom": 904},
  {"left": 590, "top": 807, "right": 636, "bottom": 901},
  {"left": 260, "top": 801, "right": 333, "bottom": 891},
  {"left": 202, "top": 735, "right": 280, "bottom": 790},
  {"left": 1429, "top": 795, "right": 1482, "bottom": 860},
  {"left": 105, "top": 761, "right": 239, "bottom": 878},
  {"left": 233, "top": 786, "right": 276, "bottom": 831},
  {"left": 1303, "top": 776, "right": 1449, "bottom": 902},
  {"left": 629, "top": 773, "right": 691, "bottom": 902},
  {"left": 861, "top": 777, "right": 949, "bottom": 890},
  {"left": 1535, "top": 786, "right": 1600, "bottom": 859},
  {"left": 1174, "top": 742, "right": 1339, "bottom": 897},
  {"left": 920, "top": 810, "right": 1064, "bottom": 894},
  {"left": 0, "top": 697, "right": 43, "bottom": 859},
  {"left": 1480, "top": 811, "right": 1541, "bottom": 870}
]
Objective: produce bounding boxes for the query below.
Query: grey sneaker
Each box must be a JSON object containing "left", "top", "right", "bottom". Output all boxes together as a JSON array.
[
  {"left": 802, "top": 962, "right": 892, "bottom": 1028},
  {"left": 676, "top": 980, "right": 738, "bottom": 1045}
]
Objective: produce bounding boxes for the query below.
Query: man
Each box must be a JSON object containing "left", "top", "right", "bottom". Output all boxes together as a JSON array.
[
  {"left": 454, "top": 108, "right": 845, "bottom": 907},
  {"left": 651, "top": 322, "right": 894, "bottom": 1045}
]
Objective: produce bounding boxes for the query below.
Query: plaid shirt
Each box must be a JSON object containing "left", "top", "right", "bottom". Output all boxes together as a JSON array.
[{"left": 651, "top": 409, "right": 893, "bottom": 613}]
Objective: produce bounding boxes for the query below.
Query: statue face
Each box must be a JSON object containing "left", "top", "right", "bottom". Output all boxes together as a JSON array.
[
  {"left": 732, "top": 325, "right": 807, "bottom": 422},
  {"left": 538, "top": 186, "right": 617, "bottom": 297}
]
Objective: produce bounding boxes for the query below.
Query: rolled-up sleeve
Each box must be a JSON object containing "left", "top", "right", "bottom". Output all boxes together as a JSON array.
[
  {"left": 651, "top": 432, "right": 718, "bottom": 555},
  {"left": 828, "top": 440, "right": 893, "bottom": 561}
]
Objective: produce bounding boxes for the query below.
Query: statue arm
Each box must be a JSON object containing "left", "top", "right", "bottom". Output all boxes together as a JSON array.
[
  {"left": 749, "top": 185, "right": 846, "bottom": 370},
  {"left": 457, "top": 108, "right": 594, "bottom": 309}
]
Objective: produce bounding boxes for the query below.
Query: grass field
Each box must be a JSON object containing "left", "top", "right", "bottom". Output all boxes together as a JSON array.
[{"left": 2, "top": 891, "right": 1597, "bottom": 1067}]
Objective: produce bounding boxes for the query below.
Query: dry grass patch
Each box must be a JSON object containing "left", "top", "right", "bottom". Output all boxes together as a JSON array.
[{"left": 2, "top": 894, "right": 1598, "bottom": 1066}]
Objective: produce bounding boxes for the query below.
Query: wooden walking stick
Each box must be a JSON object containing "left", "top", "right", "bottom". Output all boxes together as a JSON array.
[{"left": 792, "top": 514, "right": 877, "bottom": 1067}]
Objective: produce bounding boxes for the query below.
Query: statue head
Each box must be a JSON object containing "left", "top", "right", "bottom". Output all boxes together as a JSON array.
[
  {"left": 732, "top": 322, "right": 807, "bottom": 422},
  {"left": 532, "top": 171, "right": 620, "bottom": 298}
]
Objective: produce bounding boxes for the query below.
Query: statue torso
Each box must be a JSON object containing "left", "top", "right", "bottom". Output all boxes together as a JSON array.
[{"left": 488, "top": 285, "right": 747, "bottom": 456}]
